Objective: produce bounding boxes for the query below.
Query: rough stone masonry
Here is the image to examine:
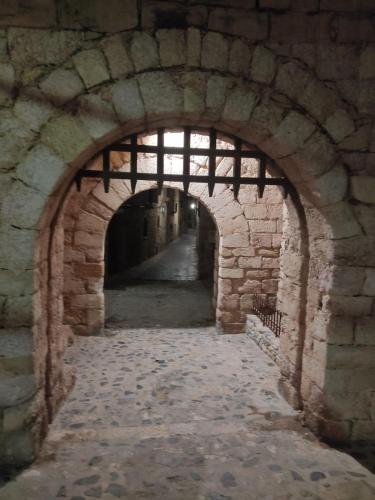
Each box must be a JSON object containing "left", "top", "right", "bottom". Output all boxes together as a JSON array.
[{"left": 0, "top": 0, "right": 374, "bottom": 471}]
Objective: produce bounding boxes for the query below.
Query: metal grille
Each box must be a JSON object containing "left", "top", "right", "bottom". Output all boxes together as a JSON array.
[
  {"left": 75, "top": 127, "right": 291, "bottom": 199},
  {"left": 252, "top": 294, "right": 282, "bottom": 337}
]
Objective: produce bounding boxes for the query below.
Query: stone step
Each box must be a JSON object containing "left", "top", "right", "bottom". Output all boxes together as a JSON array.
[{"left": 0, "top": 329, "right": 34, "bottom": 376}]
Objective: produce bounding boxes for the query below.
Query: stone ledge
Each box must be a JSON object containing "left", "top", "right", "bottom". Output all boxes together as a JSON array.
[{"left": 246, "top": 314, "right": 281, "bottom": 366}]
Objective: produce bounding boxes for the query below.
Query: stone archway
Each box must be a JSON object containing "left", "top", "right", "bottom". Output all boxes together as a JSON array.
[{"left": 0, "top": 28, "right": 373, "bottom": 469}]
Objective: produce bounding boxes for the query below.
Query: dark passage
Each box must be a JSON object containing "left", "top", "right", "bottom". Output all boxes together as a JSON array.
[{"left": 104, "top": 188, "right": 217, "bottom": 329}]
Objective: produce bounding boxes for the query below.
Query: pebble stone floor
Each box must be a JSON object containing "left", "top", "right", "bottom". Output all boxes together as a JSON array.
[
  {"left": 1, "top": 328, "right": 375, "bottom": 500},
  {"left": 1, "top": 233, "right": 375, "bottom": 499}
]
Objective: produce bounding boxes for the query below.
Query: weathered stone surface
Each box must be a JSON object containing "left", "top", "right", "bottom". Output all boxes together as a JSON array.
[
  {"left": 308, "top": 164, "right": 348, "bottom": 207},
  {"left": 222, "top": 232, "right": 249, "bottom": 248},
  {"left": 0, "top": 62, "right": 15, "bottom": 105},
  {"left": 268, "top": 110, "right": 316, "bottom": 157},
  {"left": 130, "top": 32, "right": 159, "bottom": 72},
  {"left": 363, "top": 269, "right": 375, "bottom": 296},
  {"left": 14, "top": 87, "right": 54, "bottom": 132},
  {"left": 223, "top": 86, "right": 258, "bottom": 123},
  {"left": 359, "top": 45, "right": 375, "bottom": 79},
  {"left": 39, "top": 68, "right": 84, "bottom": 106},
  {"left": 0, "top": 228, "right": 36, "bottom": 270},
  {"left": 324, "top": 109, "right": 355, "bottom": 144},
  {"left": 0, "top": 110, "right": 36, "bottom": 170},
  {"left": 355, "top": 317, "right": 375, "bottom": 345},
  {"left": 101, "top": 35, "right": 134, "bottom": 79},
  {"left": 275, "top": 61, "right": 311, "bottom": 102},
  {"left": 206, "top": 75, "right": 230, "bottom": 119},
  {"left": 182, "top": 72, "right": 206, "bottom": 115},
  {"left": 239, "top": 257, "right": 262, "bottom": 269},
  {"left": 157, "top": 29, "right": 186, "bottom": 67},
  {"left": 1, "top": 180, "right": 46, "bottom": 228},
  {"left": 16, "top": 145, "right": 66, "bottom": 196},
  {"left": 251, "top": 46, "right": 276, "bottom": 84},
  {"left": 219, "top": 267, "right": 244, "bottom": 279},
  {"left": 229, "top": 39, "right": 251, "bottom": 77},
  {"left": 259, "top": 0, "right": 291, "bottom": 8},
  {"left": 137, "top": 72, "right": 183, "bottom": 116},
  {"left": 78, "top": 94, "right": 119, "bottom": 140},
  {"left": 112, "top": 79, "right": 145, "bottom": 122},
  {"left": 0, "top": 375, "right": 36, "bottom": 408},
  {"left": 325, "top": 295, "right": 372, "bottom": 317},
  {"left": 350, "top": 176, "right": 375, "bottom": 204},
  {"left": 41, "top": 115, "right": 93, "bottom": 164},
  {"left": 208, "top": 9, "right": 268, "bottom": 40},
  {"left": 73, "top": 49, "right": 110, "bottom": 89},
  {"left": 8, "top": 28, "right": 82, "bottom": 67},
  {"left": 95, "top": 0, "right": 138, "bottom": 33},
  {"left": 186, "top": 27, "right": 201, "bottom": 67},
  {"left": 201, "top": 32, "right": 229, "bottom": 71}
]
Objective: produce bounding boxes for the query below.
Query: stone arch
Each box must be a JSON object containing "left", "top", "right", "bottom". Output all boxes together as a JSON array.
[{"left": 1, "top": 28, "right": 372, "bottom": 469}]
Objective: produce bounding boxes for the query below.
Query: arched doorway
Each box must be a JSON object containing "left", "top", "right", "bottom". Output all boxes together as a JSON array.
[{"left": 104, "top": 187, "right": 218, "bottom": 329}]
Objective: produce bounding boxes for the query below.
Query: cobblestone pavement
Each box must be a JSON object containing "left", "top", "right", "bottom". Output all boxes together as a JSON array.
[{"left": 1, "top": 327, "right": 375, "bottom": 500}]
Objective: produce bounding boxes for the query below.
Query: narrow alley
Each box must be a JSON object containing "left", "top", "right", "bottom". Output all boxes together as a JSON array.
[{"left": 105, "top": 230, "right": 214, "bottom": 329}]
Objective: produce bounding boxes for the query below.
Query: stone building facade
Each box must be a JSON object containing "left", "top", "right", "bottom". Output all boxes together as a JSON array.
[{"left": 0, "top": 0, "right": 374, "bottom": 469}]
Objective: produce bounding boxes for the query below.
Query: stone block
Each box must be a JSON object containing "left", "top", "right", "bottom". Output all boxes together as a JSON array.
[
  {"left": 262, "top": 279, "right": 278, "bottom": 293},
  {"left": 267, "top": 110, "right": 316, "bottom": 158},
  {"left": 78, "top": 94, "right": 119, "bottom": 140},
  {"left": 271, "top": 12, "right": 318, "bottom": 42},
  {"left": 0, "top": 111, "right": 35, "bottom": 170},
  {"left": 219, "top": 268, "right": 244, "bottom": 279},
  {"left": 223, "top": 86, "right": 258, "bottom": 123},
  {"left": 246, "top": 270, "right": 270, "bottom": 279},
  {"left": 41, "top": 115, "right": 93, "bottom": 164},
  {"left": 275, "top": 61, "right": 311, "bottom": 102},
  {"left": 363, "top": 269, "right": 375, "bottom": 296},
  {"left": 229, "top": 39, "right": 251, "bottom": 77},
  {"left": 325, "top": 295, "right": 372, "bottom": 317},
  {"left": 222, "top": 232, "right": 249, "bottom": 248},
  {"left": 238, "top": 257, "right": 262, "bottom": 269},
  {"left": 112, "top": 79, "right": 145, "bottom": 123},
  {"left": 14, "top": 87, "right": 54, "bottom": 132},
  {"left": 238, "top": 280, "right": 262, "bottom": 293},
  {"left": 7, "top": 28, "right": 82, "bottom": 67},
  {"left": 324, "top": 109, "right": 355, "bottom": 144},
  {"left": 157, "top": 29, "right": 186, "bottom": 67},
  {"left": 316, "top": 44, "right": 358, "bottom": 81},
  {"left": 251, "top": 46, "right": 276, "bottom": 84},
  {"left": 240, "top": 294, "right": 255, "bottom": 311},
  {"left": 350, "top": 176, "right": 375, "bottom": 204},
  {"left": 141, "top": 1, "right": 207, "bottom": 30},
  {"left": 206, "top": 75, "right": 230, "bottom": 120},
  {"left": 262, "top": 257, "right": 279, "bottom": 269},
  {"left": 324, "top": 202, "right": 363, "bottom": 240},
  {"left": 308, "top": 164, "right": 348, "bottom": 207},
  {"left": 1, "top": 180, "right": 46, "bottom": 229},
  {"left": 0, "top": 63, "right": 15, "bottom": 106},
  {"left": 232, "top": 248, "right": 255, "bottom": 257},
  {"left": 39, "top": 68, "right": 84, "bottom": 106},
  {"left": 95, "top": 0, "right": 138, "bottom": 33},
  {"left": 201, "top": 32, "right": 229, "bottom": 71},
  {"left": 320, "top": 265, "right": 365, "bottom": 296},
  {"left": 292, "top": 131, "right": 337, "bottom": 180},
  {"left": 187, "top": 27, "right": 201, "bottom": 67},
  {"left": 130, "top": 32, "right": 159, "bottom": 72},
  {"left": 138, "top": 72, "right": 183, "bottom": 117},
  {"left": 73, "top": 49, "right": 110, "bottom": 89},
  {"left": 249, "top": 219, "right": 277, "bottom": 233},
  {"left": 298, "top": 78, "right": 338, "bottom": 124},
  {"left": 208, "top": 9, "right": 268, "bottom": 40},
  {"left": 100, "top": 35, "right": 134, "bottom": 79},
  {"left": 259, "top": 0, "right": 291, "bottom": 8},
  {"left": 182, "top": 72, "right": 206, "bottom": 116},
  {"left": 360, "top": 45, "right": 375, "bottom": 79},
  {"left": 16, "top": 144, "right": 66, "bottom": 196},
  {"left": 355, "top": 317, "right": 375, "bottom": 345}
]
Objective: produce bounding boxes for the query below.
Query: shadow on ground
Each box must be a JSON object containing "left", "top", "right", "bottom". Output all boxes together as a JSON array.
[{"left": 105, "top": 279, "right": 215, "bottom": 329}]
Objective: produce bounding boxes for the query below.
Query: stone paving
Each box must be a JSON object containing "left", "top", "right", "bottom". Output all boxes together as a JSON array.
[
  {"left": 105, "top": 231, "right": 214, "bottom": 329},
  {"left": 1, "top": 327, "right": 375, "bottom": 500}
]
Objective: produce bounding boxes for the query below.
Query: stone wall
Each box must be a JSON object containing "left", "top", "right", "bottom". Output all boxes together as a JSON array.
[{"left": 0, "top": 0, "right": 374, "bottom": 469}]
